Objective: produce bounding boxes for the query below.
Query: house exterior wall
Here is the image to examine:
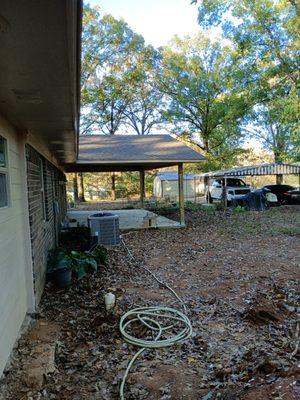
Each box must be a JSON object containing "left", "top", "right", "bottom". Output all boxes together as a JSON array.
[
  {"left": 0, "top": 113, "right": 67, "bottom": 376},
  {"left": 26, "top": 144, "right": 67, "bottom": 303},
  {"left": 0, "top": 115, "right": 34, "bottom": 376}
]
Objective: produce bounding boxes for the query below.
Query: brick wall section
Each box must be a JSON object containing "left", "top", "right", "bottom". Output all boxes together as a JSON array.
[{"left": 26, "top": 145, "right": 67, "bottom": 303}]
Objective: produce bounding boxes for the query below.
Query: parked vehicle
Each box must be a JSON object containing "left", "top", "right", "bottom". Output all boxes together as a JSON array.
[
  {"left": 286, "top": 188, "right": 300, "bottom": 204},
  {"left": 242, "top": 188, "right": 278, "bottom": 210},
  {"left": 262, "top": 184, "right": 300, "bottom": 205},
  {"left": 206, "top": 178, "right": 252, "bottom": 203}
]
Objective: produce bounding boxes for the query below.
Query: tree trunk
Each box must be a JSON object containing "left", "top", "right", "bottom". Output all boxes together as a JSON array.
[
  {"left": 204, "top": 136, "right": 209, "bottom": 153},
  {"left": 274, "top": 153, "right": 283, "bottom": 185},
  {"left": 111, "top": 173, "right": 116, "bottom": 201},
  {"left": 139, "top": 170, "right": 145, "bottom": 207},
  {"left": 78, "top": 172, "right": 86, "bottom": 202},
  {"left": 73, "top": 173, "right": 79, "bottom": 203}
]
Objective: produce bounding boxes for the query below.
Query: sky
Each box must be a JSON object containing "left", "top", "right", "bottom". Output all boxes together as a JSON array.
[{"left": 87, "top": 0, "right": 201, "bottom": 47}]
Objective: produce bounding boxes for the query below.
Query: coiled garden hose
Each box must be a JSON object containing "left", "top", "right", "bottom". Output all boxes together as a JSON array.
[{"left": 119, "top": 238, "right": 193, "bottom": 399}]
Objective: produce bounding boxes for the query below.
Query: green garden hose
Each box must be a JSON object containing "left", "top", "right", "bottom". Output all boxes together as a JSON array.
[{"left": 119, "top": 238, "right": 193, "bottom": 399}]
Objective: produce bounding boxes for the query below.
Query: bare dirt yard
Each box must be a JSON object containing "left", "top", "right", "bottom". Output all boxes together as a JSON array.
[{"left": 1, "top": 206, "right": 300, "bottom": 400}]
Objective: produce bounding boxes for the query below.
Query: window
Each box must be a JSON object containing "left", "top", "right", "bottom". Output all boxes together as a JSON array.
[
  {"left": 227, "top": 179, "right": 246, "bottom": 187},
  {"left": 0, "top": 136, "right": 9, "bottom": 208},
  {"left": 212, "top": 180, "right": 222, "bottom": 187}
]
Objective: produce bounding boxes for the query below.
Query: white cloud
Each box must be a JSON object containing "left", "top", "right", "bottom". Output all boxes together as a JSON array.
[{"left": 87, "top": 0, "right": 201, "bottom": 47}]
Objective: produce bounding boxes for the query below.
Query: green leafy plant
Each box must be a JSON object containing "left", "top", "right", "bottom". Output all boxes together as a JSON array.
[
  {"left": 233, "top": 205, "right": 247, "bottom": 214},
  {"left": 47, "top": 248, "right": 72, "bottom": 272},
  {"left": 69, "top": 251, "right": 98, "bottom": 280},
  {"left": 184, "top": 201, "right": 202, "bottom": 212},
  {"left": 91, "top": 246, "right": 109, "bottom": 267},
  {"left": 47, "top": 245, "right": 100, "bottom": 282}
]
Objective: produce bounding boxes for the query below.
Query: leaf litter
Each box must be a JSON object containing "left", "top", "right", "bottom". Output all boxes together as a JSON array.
[{"left": 0, "top": 206, "right": 299, "bottom": 399}]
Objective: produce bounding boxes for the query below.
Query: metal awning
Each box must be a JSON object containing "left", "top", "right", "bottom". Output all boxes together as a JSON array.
[
  {"left": 198, "top": 163, "right": 300, "bottom": 178},
  {"left": 64, "top": 134, "right": 205, "bottom": 172}
]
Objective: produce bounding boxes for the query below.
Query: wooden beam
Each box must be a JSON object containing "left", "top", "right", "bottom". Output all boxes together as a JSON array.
[
  {"left": 178, "top": 163, "right": 185, "bottom": 226},
  {"left": 140, "top": 170, "right": 145, "bottom": 207}
]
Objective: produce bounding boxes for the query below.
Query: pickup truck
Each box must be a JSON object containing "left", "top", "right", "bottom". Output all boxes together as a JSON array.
[{"left": 206, "top": 178, "right": 252, "bottom": 203}]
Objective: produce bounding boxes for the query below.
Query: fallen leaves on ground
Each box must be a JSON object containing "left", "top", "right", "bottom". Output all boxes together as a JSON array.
[{"left": 0, "top": 206, "right": 299, "bottom": 399}]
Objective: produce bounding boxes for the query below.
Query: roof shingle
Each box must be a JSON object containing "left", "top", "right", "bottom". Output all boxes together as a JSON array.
[{"left": 65, "top": 135, "right": 205, "bottom": 172}]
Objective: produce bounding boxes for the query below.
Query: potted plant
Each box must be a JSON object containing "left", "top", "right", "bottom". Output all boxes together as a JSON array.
[
  {"left": 47, "top": 249, "right": 72, "bottom": 288},
  {"left": 53, "top": 255, "right": 73, "bottom": 288},
  {"left": 47, "top": 245, "right": 101, "bottom": 288}
]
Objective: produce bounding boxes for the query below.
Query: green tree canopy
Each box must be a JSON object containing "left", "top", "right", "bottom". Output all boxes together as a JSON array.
[
  {"left": 158, "top": 35, "right": 252, "bottom": 158},
  {"left": 81, "top": 6, "right": 164, "bottom": 136},
  {"left": 192, "top": 0, "right": 299, "bottom": 162}
]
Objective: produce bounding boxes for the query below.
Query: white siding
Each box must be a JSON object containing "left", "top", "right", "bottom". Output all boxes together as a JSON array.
[{"left": 0, "top": 114, "right": 34, "bottom": 376}]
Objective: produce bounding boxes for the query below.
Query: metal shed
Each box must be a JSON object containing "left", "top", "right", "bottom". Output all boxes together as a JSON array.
[{"left": 153, "top": 171, "right": 197, "bottom": 200}]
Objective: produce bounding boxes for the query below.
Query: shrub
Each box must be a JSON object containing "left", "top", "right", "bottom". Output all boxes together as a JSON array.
[
  {"left": 91, "top": 246, "right": 108, "bottom": 266},
  {"left": 233, "top": 205, "right": 247, "bottom": 214},
  {"left": 69, "top": 251, "right": 98, "bottom": 279}
]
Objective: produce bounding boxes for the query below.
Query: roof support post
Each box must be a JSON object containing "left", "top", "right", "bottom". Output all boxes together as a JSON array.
[
  {"left": 224, "top": 177, "right": 228, "bottom": 208},
  {"left": 140, "top": 170, "right": 145, "bottom": 207},
  {"left": 276, "top": 174, "right": 283, "bottom": 185},
  {"left": 178, "top": 163, "right": 185, "bottom": 226}
]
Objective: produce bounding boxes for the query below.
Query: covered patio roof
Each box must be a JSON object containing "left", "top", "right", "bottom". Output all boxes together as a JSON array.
[
  {"left": 64, "top": 134, "right": 205, "bottom": 172},
  {"left": 199, "top": 163, "right": 300, "bottom": 178}
]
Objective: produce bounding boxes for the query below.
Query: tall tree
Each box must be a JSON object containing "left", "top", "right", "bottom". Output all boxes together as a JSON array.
[
  {"left": 192, "top": 0, "right": 300, "bottom": 163},
  {"left": 193, "top": 0, "right": 299, "bottom": 84},
  {"left": 78, "top": 173, "right": 86, "bottom": 202},
  {"left": 244, "top": 103, "right": 297, "bottom": 163},
  {"left": 122, "top": 46, "right": 164, "bottom": 135},
  {"left": 83, "top": 74, "right": 132, "bottom": 135},
  {"left": 73, "top": 173, "right": 79, "bottom": 203},
  {"left": 158, "top": 34, "right": 252, "bottom": 160},
  {"left": 81, "top": 11, "right": 146, "bottom": 134},
  {"left": 81, "top": 9, "right": 147, "bottom": 200}
]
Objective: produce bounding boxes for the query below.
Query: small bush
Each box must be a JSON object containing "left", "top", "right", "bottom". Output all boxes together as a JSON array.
[
  {"left": 91, "top": 246, "right": 109, "bottom": 266},
  {"left": 69, "top": 251, "right": 98, "bottom": 279},
  {"left": 185, "top": 201, "right": 202, "bottom": 212},
  {"left": 233, "top": 205, "right": 247, "bottom": 214}
]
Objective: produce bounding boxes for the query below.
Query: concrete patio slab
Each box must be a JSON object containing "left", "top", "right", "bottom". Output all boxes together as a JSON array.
[{"left": 67, "top": 208, "right": 182, "bottom": 230}]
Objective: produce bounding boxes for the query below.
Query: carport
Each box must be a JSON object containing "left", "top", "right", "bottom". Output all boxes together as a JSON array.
[
  {"left": 64, "top": 134, "right": 205, "bottom": 226},
  {"left": 196, "top": 163, "right": 300, "bottom": 206}
]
